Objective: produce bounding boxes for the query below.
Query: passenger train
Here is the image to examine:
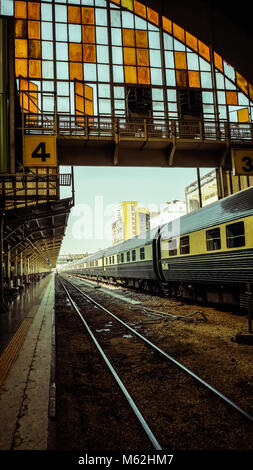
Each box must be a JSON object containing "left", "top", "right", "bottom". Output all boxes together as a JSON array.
[{"left": 62, "top": 187, "right": 253, "bottom": 308}]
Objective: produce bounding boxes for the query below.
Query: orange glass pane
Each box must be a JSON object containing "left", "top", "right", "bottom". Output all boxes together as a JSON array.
[
  {"left": 135, "top": 30, "right": 148, "bottom": 48},
  {"left": 237, "top": 108, "right": 249, "bottom": 123},
  {"left": 123, "top": 47, "right": 136, "bottom": 65},
  {"left": 124, "top": 65, "right": 137, "bottom": 83},
  {"left": 122, "top": 29, "right": 135, "bottom": 47},
  {"left": 28, "top": 2, "right": 40, "bottom": 20},
  {"left": 111, "top": 0, "right": 120, "bottom": 4},
  {"left": 28, "top": 40, "right": 41, "bottom": 59},
  {"left": 15, "top": 20, "right": 27, "bottom": 38},
  {"left": 85, "top": 85, "right": 93, "bottom": 101},
  {"left": 122, "top": 0, "right": 133, "bottom": 11},
  {"left": 185, "top": 32, "right": 198, "bottom": 52},
  {"left": 198, "top": 41, "right": 210, "bottom": 61},
  {"left": 82, "top": 25, "right": 95, "bottom": 44},
  {"left": 249, "top": 84, "right": 253, "bottom": 102},
  {"left": 28, "top": 21, "right": 40, "bottom": 40},
  {"left": 75, "top": 95, "right": 84, "bottom": 113},
  {"left": 82, "top": 7, "right": 95, "bottom": 25},
  {"left": 28, "top": 59, "right": 41, "bottom": 78},
  {"left": 137, "top": 66, "right": 150, "bottom": 85},
  {"left": 19, "top": 77, "right": 29, "bottom": 90},
  {"left": 136, "top": 48, "right": 149, "bottom": 66},
  {"left": 75, "top": 80, "right": 84, "bottom": 97},
  {"left": 134, "top": 1, "right": 146, "bottom": 18},
  {"left": 15, "top": 1, "right": 27, "bottom": 19},
  {"left": 176, "top": 70, "right": 188, "bottom": 87},
  {"left": 174, "top": 51, "right": 187, "bottom": 69},
  {"left": 70, "top": 62, "right": 83, "bottom": 81},
  {"left": 173, "top": 23, "right": 185, "bottom": 43},
  {"left": 226, "top": 91, "right": 238, "bottom": 106},
  {"left": 236, "top": 72, "right": 248, "bottom": 95},
  {"left": 15, "top": 39, "right": 27, "bottom": 58},
  {"left": 188, "top": 71, "right": 200, "bottom": 88},
  {"left": 15, "top": 58, "right": 28, "bottom": 77},
  {"left": 69, "top": 43, "right": 82, "bottom": 62},
  {"left": 162, "top": 16, "right": 172, "bottom": 34},
  {"left": 20, "top": 93, "right": 29, "bottom": 112},
  {"left": 68, "top": 6, "right": 81, "bottom": 24},
  {"left": 85, "top": 99, "right": 94, "bottom": 116},
  {"left": 147, "top": 8, "right": 159, "bottom": 25},
  {"left": 214, "top": 52, "right": 223, "bottom": 72},
  {"left": 83, "top": 44, "right": 96, "bottom": 63}
]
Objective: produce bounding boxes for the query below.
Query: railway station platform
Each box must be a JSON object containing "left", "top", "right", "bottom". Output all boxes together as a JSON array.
[{"left": 0, "top": 274, "right": 55, "bottom": 451}]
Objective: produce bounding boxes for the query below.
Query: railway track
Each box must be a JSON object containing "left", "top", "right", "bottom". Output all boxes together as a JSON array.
[{"left": 56, "top": 274, "right": 253, "bottom": 450}]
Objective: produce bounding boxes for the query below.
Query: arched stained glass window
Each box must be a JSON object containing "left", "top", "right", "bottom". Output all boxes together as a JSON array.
[{"left": 12, "top": 0, "right": 253, "bottom": 124}]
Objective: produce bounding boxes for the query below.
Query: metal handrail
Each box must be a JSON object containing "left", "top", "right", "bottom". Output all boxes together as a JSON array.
[{"left": 23, "top": 113, "right": 253, "bottom": 142}]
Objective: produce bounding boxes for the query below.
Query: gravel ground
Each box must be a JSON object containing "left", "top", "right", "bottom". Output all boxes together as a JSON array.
[{"left": 55, "top": 275, "right": 253, "bottom": 452}]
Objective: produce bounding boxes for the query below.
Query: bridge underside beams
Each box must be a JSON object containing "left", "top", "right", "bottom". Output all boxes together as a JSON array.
[{"left": 58, "top": 139, "right": 231, "bottom": 169}]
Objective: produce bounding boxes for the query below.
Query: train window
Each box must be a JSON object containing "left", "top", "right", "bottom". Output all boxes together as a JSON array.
[
  {"left": 121, "top": 253, "right": 124, "bottom": 262},
  {"left": 112, "top": 255, "right": 114, "bottom": 264},
  {"left": 106, "top": 258, "right": 108, "bottom": 265},
  {"left": 140, "top": 247, "right": 145, "bottom": 260},
  {"left": 109, "top": 256, "right": 111, "bottom": 264},
  {"left": 117, "top": 254, "right": 120, "bottom": 263},
  {"left": 226, "top": 221, "right": 245, "bottom": 248},
  {"left": 132, "top": 249, "right": 136, "bottom": 261},
  {"left": 95, "top": 260, "right": 98, "bottom": 266},
  {"left": 180, "top": 236, "right": 190, "bottom": 254},
  {"left": 127, "top": 251, "right": 130, "bottom": 261},
  {"left": 206, "top": 228, "right": 221, "bottom": 251},
  {"left": 168, "top": 238, "right": 177, "bottom": 256}
]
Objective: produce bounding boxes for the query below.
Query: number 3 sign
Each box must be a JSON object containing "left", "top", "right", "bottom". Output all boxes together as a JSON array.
[
  {"left": 232, "top": 149, "right": 253, "bottom": 176},
  {"left": 23, "top": 135, "right": 57, "bottom": 167}
]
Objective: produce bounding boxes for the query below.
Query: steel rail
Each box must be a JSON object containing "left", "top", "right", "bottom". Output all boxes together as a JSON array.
[
  {"left": 58, "top": 275, "right": 162, "bottom": 451},
  {"left": 61, "top": 274, "right": 253, "bottom": 425}
]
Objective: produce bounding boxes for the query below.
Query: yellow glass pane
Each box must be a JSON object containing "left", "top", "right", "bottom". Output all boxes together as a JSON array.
[
  {"left": 121, "top": 0, "right": 134, "bottom": 11},
  {"left": 214, "top": 52, "right": 223, "bottom": 72},
  {"left": 226, "top": 91, "right": 238, "bottom": 105},
  {"left": 68, "top": 6, "right": 81, "bottom": 24},
  {"left": 198, "top": 41, "right": 210, "bottom": 61},
  {"left": 236, "top": 72, "right": 248, "bottom": 95},
  {"left": 174, "top": 51, "right": 187, "bottom": 69},
  {"left": 124, "top": 65, "right": 137, "bottom": 83},
  {"left": 28, "top": 59, "right": 41, "bottom": 78},
  {"left": 176, "top": 70, "right": 188, "bottom": 87},
  {"left": 15, "top": 39, "right": 27, "bottom": 58},
  {"left": 15, "top": 1, "right": 27, "bottom": 19},
  {"left": 75, "top": 95, "right": 84, "bottom": 113},
  {"left": 83, "top": 44, "right": 96, "bottom": 63},
  {"left": 237, "top": 108, "right": 249, "bottom": 123},
  {"left": 173, "top": 23, "right": 185, "bottom": 43},
  {"left": 82, "top": 7, "right": 95, "bottom": 25},
  {"left": 19, "top": 77, "right": 28, "bottom": 90},
  {"left": 82, "top": 25, "right": 95, "bottom": 44},
  {"left": 137, "top": 66, "right": 150, "bottom": 85},
  {"left": 28, "top": 21, "right": 40, "bottom": 40},
  {"left": 15, "top": 20, "right": 27, "bottom": 38},
  {"left": 185, "top": 32, "right": 198, "bottom": 52},
  {"left": 122, "top": 29, "right": 135, "bottom": 47},
  {"left": 136, "top": 48, "right": 149, "bottom": 66},
  {"left": 69, "top": 43, "right": 82, "bottom": 62},
  {"left": 162, "top": 16, "right": 172, "bottom": 34},
  {"left": 188, "top": 71, "right": 200, "bottom": 88},
  {"left": 15, "top": 58, "right": 28, "bottom": 77},
  {"left": 85, "top": 99, "right": 94, "bottom": 116},
  {"left": 85, "top": 84, "right": 93, "bottom": 101},
  {"left": 123, "top": 47, "right": 136, "bottom": 65},
  {"left": 28, "top": 40, "right": 41, "bottom": 59},
  {"left": 135, "top": 30, "right": 148, "bottom": 48},
  {"left": 28, "top": 2, "right": 40, "bottom": 20},
  {"left": 134, "top": 1, "right": 146, "bottom": 18},
  {"left": 70, "top": 62, "right": 83, "bottom": 81},
  {"left": 147, "top": 8, "right": 159, "bottom": 25}
]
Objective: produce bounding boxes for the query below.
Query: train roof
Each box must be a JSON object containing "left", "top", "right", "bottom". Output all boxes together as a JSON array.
[{"left": 161, "top": 186, "right": 253, "bottom": 240}]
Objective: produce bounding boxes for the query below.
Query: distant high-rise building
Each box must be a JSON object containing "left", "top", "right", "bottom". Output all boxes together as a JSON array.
[
  {"left": 185, "top": 170, "right": 218, "bottom": 213},
  {"left": 112, "top": 201, "right": 150, "bottom": 245},
  {"left": 150, "top": 200, "right": 186, "bottom": 229}
]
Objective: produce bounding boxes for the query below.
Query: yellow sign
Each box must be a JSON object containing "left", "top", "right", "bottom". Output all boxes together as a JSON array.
[
  {"left": 233, "top": 149, "right": 253, "bottom": 176},
  {"left": 23, "top": 135, "right": 57, "bottom": 167}
]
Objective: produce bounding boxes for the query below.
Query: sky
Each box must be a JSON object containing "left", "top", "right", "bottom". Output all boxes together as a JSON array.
[{"left": 59, "top": 165, "right": 212, "bottom": 256}]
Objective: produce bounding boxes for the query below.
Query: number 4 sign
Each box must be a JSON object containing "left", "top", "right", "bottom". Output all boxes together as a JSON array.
[
  {"left": 23, "top": 135, "right": 57, "bottom": 167},
  {"left": 232, "top": 149, "right": 253, "bottom": 176}
]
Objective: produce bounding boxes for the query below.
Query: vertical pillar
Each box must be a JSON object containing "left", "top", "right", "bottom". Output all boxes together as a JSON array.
[
  {"left": 19, "top": 252, "right": 23, "bottom": 287},
  {"left": 14, "top": 250, "right": 18, "bottom": 286},
  {"left": 0, "top": 212, "right": 7, "bottom": 312},
  {"left": 4, "top": 242, "right": 11, "bottom": 286},
  {"left": 197, "top": 168, "right": 202, "bottom": 208}
]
